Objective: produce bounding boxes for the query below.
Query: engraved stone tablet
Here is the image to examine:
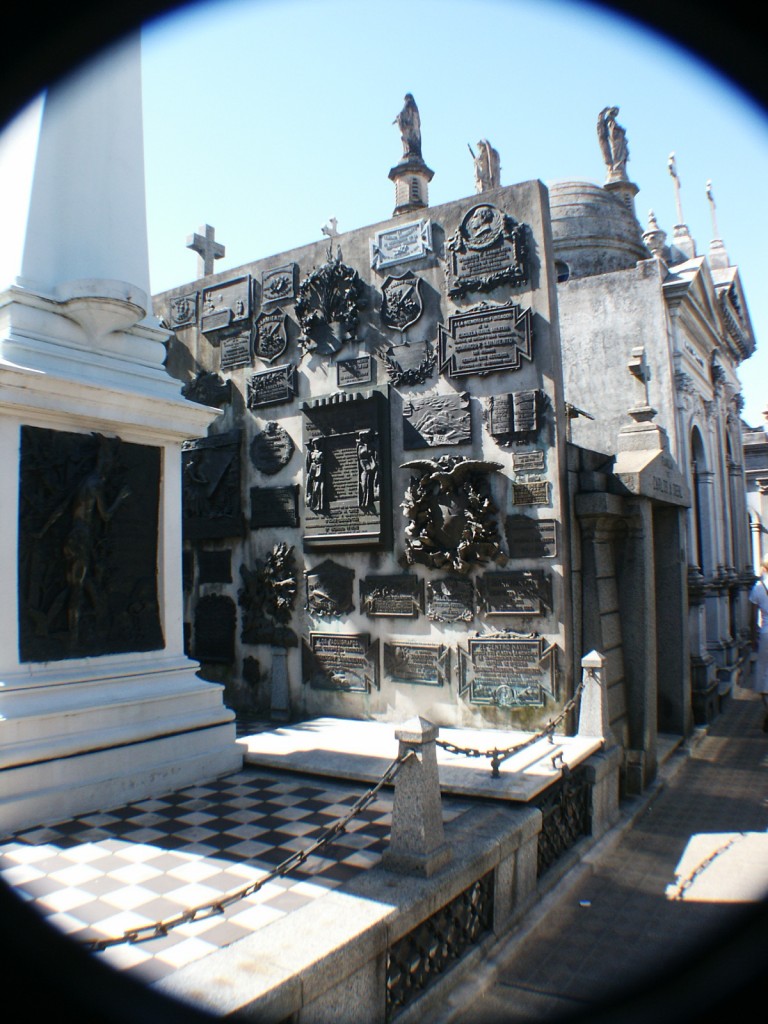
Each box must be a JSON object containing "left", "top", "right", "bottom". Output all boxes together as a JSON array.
[
  {"left": 504, "top": 516, "right": 557, "bottom": 559},
  {"left": 197, "top": 549, "right": 233, "bottom": 584},
  {"left": 262, "top": 263, "right": 297, "bottom": 305},
  {"left": 220, "top": 331, "right": 252, "bottom": 372},
  {"left": 182, "top": 430, "right": 243, "bottom": 541},
  {"left": 360, "top": 575, "right": 423, "bottom": 617},
  {"left": 194, "top": 594, "right": 236, "bottom": 664},
  {"left": 459, "top": 635, "right": 554, "bottom": 707},
  {"left": 302, "top": 632, "right": 379, "bottom": 692},
  {"left": 511, "top": 480, "right": 550, "bottom": 506},
  {"left": 253, "top": 307, "right": 288, "bottom": 364},
  {"left": 337, "top": 355, "right": 374, "bottom": 388},
  {"left": 246, "top": 363, "right": 298, "bottom": 409},
  {"left": 201, "top": 275, "right": 251, "bottom": 333},
  {"left": 302, "top": 389, "right": 391, "bottom": 550},
  {"left": 385, "top": 340, "right": 436, "bottom": 388},
  {"left": 438, "top": 301, "right": 533, "bottom": 378},
  {"left": 250, "top": 485, "right": 300, "bottom": 529},
  {"left": 477, "top": 570, "right": 552, "bottom": 616},
  {"left": 370, "top": 218, "right": 433, "bottom": 270},
  {"left": 403, "top": 392, "right": 471, "bottom": 450},
  {"left": 249, "top": 421, "right": 295, "bottom": 475},
  {"left": 384, "top": 642, "right": 450, "bottom": 687},
  {"left": 170, "top": 292, "right": 198, "bottom": 328},
  {"left": 445, "top": 204, "right": 528, "bottom": 298},
  {"left": 305, "top": 559, "right": 355, "bottom": 617},
  {"left": 426, "top": 577, "right": 475, "bottom": 622},
  {"left": 381, "top": 271, "right": 423, "bottom": 332}
]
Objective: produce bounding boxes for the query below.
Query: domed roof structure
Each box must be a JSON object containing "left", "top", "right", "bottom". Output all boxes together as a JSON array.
[{"left": 548, "top": 180, "right": 650, "bottom": 280}]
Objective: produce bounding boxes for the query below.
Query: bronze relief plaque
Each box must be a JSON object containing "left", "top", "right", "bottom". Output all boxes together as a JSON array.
[
  {"left": 249, "top": 421, "right": 295, "bottom": 476},
  {"left": 402, "top": 392, "right": 471, "bottom": 449},
  {"left": 426, "top": 576, "right": 475, "bottom": 622},
  {"left": 384, "top": 642, "right": 450, "bottom": 687},
  {"left": 476, "top": 570, "right": 552, "bottom": 616},
  {"left": 504, "top": 516, "right": 557, "bottom": 559},
  {"left": 302, "top": 632, "right": 379, "bottom": 692},
  {"left": 305, "top": 559, "right": 355, "bottom": 617},
  {"left": 458, "top": 634, "right": 555, "bottom": 708},
  {"left": 359, "top": 574, "right": 424, "bottom": 617},
  {"left": 445, "top": 204, "right": 528, "bottom": 298},
  {"left": 438, "top": 301, "right": 533, "bottom": 379}
]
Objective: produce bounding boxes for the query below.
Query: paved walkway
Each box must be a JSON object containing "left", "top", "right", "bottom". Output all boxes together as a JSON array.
[{"left": 436, "top": 684, "right": 768, "bottom": 1024}]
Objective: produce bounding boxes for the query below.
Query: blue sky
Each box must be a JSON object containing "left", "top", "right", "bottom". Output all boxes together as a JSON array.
[{"left": 7, "top": 0, "right": 768, "bottom": 424}]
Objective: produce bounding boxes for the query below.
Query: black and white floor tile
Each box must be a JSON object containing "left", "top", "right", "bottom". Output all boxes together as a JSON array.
[{"left": 0, "top": 768, "right": 437, "bottom": 984}]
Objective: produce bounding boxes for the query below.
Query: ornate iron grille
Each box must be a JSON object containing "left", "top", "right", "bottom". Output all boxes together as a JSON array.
[
  {"left": 385, "top": 871, "right": 494, "bottom": 1019},
  {"left": 536, "top": 765, "right": 591, "bottom": 876}
]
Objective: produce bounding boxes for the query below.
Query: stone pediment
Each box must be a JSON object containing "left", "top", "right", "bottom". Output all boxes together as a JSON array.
[{"left": 613, "top": 446, "right": 690, "bottom": 506}]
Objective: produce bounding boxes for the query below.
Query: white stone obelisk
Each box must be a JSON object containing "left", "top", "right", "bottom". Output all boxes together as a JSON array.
[{"left": 0, "top": 34, "right": 241, "bottom": 834}]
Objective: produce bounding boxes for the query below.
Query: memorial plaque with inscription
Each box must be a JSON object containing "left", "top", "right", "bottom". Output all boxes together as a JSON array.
[
  {"left": 302, "top": 389, "right": 391, "bottom": 549},
  {"left": 246, "top": 364, "right": 298, "bottom": 409},
  {"left": 403, "top": 391, "right": 471, "bottom": 450},
  {"left": 511, "top": 480, "right": 550, "bottom": 506},
  {"left": 197, "top": 549, "right": 232, "bottom": 585},
  {"left": 445, "top": 204, "right": 528, "bottom": 298},
  {"left": 220, "top": 331, "right": 252, "bottom": 372},
  {"left": 426, "top": 577, "right": 475, "bottom": 622},
  {"left": 194, "top": 594, "right": 236, "bottom": 664},
  {"left": 201, "top": 276, "right": 251, "bottom": 334},
  {"left": 249, "top": 422, "right": 295, "bottom": 475},
  {"left": 505, "top": 516, "right": 557, "bottom": 559},
  {"left": 305, "top": 559, "right": 355, "bottom": 617},
  {"left": 262, "top": 263, "right": 297, "bottom": 306},
  {"left": 384, "top": 642, "right": 450, "bottom": 687},
  {"left": 370, "top": 218, "right": 433, "bottom": 270},
  {"left": 337, "top": 355, "right": 374, "bottom": 388},
  {"left": 250, "top": 485, "right": 300, "bottom": 529},
  {"left": 459, "top": 635, "right": 555, "bottom": 707},
  {"left": 302, "top": 632, "right": 379, "bottom": 692},
  {"left": 359, "top": 574, "right": 423, "bottom": 617},
  {"left": 513, "top": 449, "right": 546, "bottom": 472},
  {"left": 477, "top": 570, "right": 552, "bottom": 616},
  {"left": 438, "top": 301, "right": 533, "bottom": 379},
  {"left": 182, "top": 430, "right": 243, "bottom": 541},
  {"left": 487, "top": 390, "right": 543, "bottom": 444}
]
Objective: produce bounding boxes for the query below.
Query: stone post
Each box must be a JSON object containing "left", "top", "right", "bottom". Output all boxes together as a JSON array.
[
  {"left": 382, "top": 717, "right": 452, "bottom": 878},
  {"left": 578, "top": 651, "right": 621, "bottom": 837}
]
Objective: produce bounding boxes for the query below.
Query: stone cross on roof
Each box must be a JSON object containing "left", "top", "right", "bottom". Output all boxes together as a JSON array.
[{"left": 186, "top": 224, "right": 225, "bottom": 277}]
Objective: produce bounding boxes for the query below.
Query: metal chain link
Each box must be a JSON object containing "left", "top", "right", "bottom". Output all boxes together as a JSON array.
[
  {"left": 82, "top": 749, "right": 414, "bottom": 953},
  {"left": 437, "top": 670, "right": 589, "bottom": 777}
]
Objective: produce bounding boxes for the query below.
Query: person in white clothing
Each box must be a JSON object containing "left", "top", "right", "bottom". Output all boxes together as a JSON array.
[{"left": 748, "top": 555, "right": 768, "bottom": 732}]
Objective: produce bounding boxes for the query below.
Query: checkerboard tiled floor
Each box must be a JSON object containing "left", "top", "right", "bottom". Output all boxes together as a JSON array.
[{"left": 0, "top": 768, "right": 413, "bottom": 984}]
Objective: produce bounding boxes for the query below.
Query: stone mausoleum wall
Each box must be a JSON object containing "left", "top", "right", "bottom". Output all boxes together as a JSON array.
[{"left": 154, "top": 181, "right": 575, "bottom": 731}]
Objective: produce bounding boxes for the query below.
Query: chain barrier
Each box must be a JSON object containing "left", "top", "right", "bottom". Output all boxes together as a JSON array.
[
  {"left": 82, "top": 749, "right": 415, "bottom": 953},
  {"left": 437, "top": 670, "right": 589, "bottom": 778},
  {"left": 666, "top": 832, "right": 746, "bottom": 901}
]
